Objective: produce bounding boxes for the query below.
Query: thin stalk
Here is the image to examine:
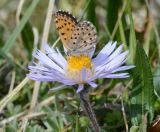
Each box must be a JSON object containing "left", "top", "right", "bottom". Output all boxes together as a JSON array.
[{"left": 78, "top": 90, "right": 101, "bottom": 132}]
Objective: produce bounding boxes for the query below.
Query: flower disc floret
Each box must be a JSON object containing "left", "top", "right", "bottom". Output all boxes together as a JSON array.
[{"left": 67, "top": 55, "right": 92, "bottom": 71}]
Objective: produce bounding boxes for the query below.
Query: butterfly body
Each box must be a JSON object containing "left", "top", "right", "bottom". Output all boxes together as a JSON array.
[{"left": 54, "top": 10, "right": 98, "bottom": 55}]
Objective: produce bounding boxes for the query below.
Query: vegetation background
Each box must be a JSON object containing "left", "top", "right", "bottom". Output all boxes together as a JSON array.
[{"left": 0, "top": 0, "right": 160, "bottom": 131}]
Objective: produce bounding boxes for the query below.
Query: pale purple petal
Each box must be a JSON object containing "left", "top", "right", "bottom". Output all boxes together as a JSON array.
[
  {"left": 28, "top": 68, "right": 75, "bottom": 85},
  {"left": 59, "top": 79, "right": 76, "bottom": 85},
  {"left": 99, "top": 73, "right": 129, "bottom": 78},
  {"left": 106, "top": 45, "right": 124, "bottom": 62},
  {"left": 33, "top": 50, "right": 64, "bottom": 74},
  {"left": 106, "top": 51, "right": 129, "bottom": 66},
  {"left": 56, "top": 48, "right": 67, "bottom": 65},
  {"left": 93, "top": 59, "right": 129, "bottom": 78},
  {"left": 63, "top": 45, "right": 68, "bottom": 55},
  {"left": 44, "top": 44, "right": 67, "bottom": 69},
  {"left": 81, "top": 68, "right": 86, "bottom": 81},
  {"left": 27, "top": 74, "right": 57, "bottom": 81},
  {"left": 93, "top": 41, "right": 117, "bottom": 66},
  {"left": 87, "top": 81, "right": 98, "bottom": 88},
  {"left": 27, "top": 71, "right": 61, "bottom": 81},
  {"left": 95, "top": 51, "right": 128, "bottom": 73},
  {"left": 28, "top": 72, "right": 76, "bottom": 86},
  {"left": 112, "top": 65, "right": 135, "bottom": 73},
  {"left": 103, "top": 51, "right": 128, "bottom": 71},
  {"left": 88, "top": 46, "right": 96, "bottom": 58},
  {"left": 28, "top": 65, "right": 65, "bottom": 79},
  {"left": 77, "top": 84, "right": 84, "bottom": 93},
  {"left": 28, "top": 65, "right": 50, "bottom": 72}
]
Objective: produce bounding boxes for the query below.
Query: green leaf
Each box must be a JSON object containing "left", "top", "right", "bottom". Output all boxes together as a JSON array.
[
  {"left": 127, "top": 0, "right": 136, "bottom": 63},
  {"left": 129, "top": 126, "right": 139, "bottom": 132},
  {"left": 0, "top": 25, "right": 4, "bottom": 48},
  {"left": 43, "top": 106, "right": 62, "bottom": 131},
  {"left": 21, "top": 20, "right": 34, "bottom": 60},
  {"left": 106, "top": 0, "right": 121, "bottom": 34},
  {"left": 75, "top": 114, "right": 80, "bottom": 132},
  {"left": 2, "top": 0, "right": 41, "bottom": 53},
  {"left": 119, "top": 19, "right": 127, "bottom": 50},
  {"left": 130, "top": 44, "right": 155, "bottom": 126},
  {"left": 86, "top": 0, "right": 99, "bottom": 32},
  {"left": 154, "top": 64, "right": 160, "bottom": 98}
]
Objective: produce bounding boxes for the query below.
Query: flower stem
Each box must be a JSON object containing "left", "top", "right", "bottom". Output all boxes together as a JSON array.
[{"left": 79, "top": 90, "right": 101, "bottom": 132}]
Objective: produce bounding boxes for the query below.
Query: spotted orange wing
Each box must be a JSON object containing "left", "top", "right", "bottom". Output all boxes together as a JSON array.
[{"left": 54, "top": 10, "right": 78, "bottom": 50}]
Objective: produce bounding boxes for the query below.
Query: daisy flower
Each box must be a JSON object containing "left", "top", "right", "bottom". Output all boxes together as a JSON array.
[{"left": 27, "top": 41, "right": 134, "bottom": 93}]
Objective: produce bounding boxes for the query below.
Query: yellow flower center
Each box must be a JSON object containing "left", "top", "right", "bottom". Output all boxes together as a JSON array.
[
  {"left": 66, "top": 55, "right": 93, "bottom": 82},
  {"left": 67, "top": 55, "right": 92, "bottom": 71}
]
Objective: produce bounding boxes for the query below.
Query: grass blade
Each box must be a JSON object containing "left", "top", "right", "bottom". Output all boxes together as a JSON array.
[
  {"left": 106, "top": 0, "right": 121, "bottom": 34},
  {"left": 126, "top": 0, "right": 136, "bottom": 63},
  {"left": 21, "top": 20, "right": 34, "bottom": 60},
  {"left": 2, "top": 0, "right": 41, "bottom": 53},
  {"left": 86, "top": 0, "right": 99, "bottom": 32},
  {"left": 130, "top": 44, "right": 155, "bottom": 127}
]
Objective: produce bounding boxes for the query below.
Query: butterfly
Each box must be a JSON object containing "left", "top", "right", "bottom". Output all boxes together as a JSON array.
[{"left": 54, "top": 10, "right": 98, "bottom": 55}]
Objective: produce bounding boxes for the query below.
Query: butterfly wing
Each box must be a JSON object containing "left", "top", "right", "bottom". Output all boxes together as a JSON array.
[
  {"left": 54, "top": 10, "right": 98, "bottom": 55},
  {"left": 54, "top": 10, "right": 78, "bottom": 50},
  {"left": 68, "top": 21, "right": 98, "bottom": 54}
]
